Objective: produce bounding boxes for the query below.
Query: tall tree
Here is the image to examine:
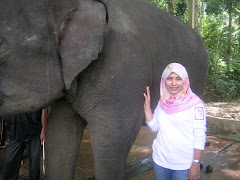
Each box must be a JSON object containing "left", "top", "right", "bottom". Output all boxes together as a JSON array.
[
  {"left": 188, "top": 0, "right": 195, "bottom": 28},
  {"left": 239, "top": 14, "right": 240, "bottom": 53},
  {"left": 194, "top": 0, "right": 199, "bottom": 30},
  {"left": 234, "top": 7, "right": 240, "bottom": 57},
  {"left": 205, "top": 0, "right": 239, "bottom": 71},
  {"left": 168, "top": 0, "right": 174, "bottom": 15},
  {"left": 226, "top": 0, "right": 233, "bottom": 71},
  {"left": 198, "top": 0, "right": 205, "bottom": 35}
]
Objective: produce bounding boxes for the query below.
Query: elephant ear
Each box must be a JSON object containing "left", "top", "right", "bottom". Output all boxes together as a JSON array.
[{"left": 59, "top": 1, "right": 106, "bottom": 90}]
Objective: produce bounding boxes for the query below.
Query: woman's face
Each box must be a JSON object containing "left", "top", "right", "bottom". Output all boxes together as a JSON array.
[{"left": 165, "top": 72, "right": 184, "bottom": 96}]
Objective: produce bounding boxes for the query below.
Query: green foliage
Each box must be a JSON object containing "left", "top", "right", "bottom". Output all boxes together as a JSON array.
[
  {"left": 148, "top": 0, "right": 188, "bottom": 21},
  {"left": 204, "top": 59, "right": 240, "bottom": 102},
  {"left": 175, "top": 0, "right": 188, "bottom": 20},
  {"left": 205, "top": 0, "right": 224, "bottom": 15},
  {"left": 202, "top": 0, "right": 240, "bottom": 102},
  {"left": 205, "top": 0, "right": 240, "bottom": 15},
  {"left": 176, "top": 1, "right": 187, "bottom": 16},
  {"left": 148, "top": 0, "right": 168, "bottom": 10}
]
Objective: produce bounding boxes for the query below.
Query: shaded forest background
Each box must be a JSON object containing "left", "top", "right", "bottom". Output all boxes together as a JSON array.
[{"left": 148, "top": 0, "right": 240, "bottom": 102}]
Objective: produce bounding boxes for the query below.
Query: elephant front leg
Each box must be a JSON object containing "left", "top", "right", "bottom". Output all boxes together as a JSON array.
[
  {"left": 46, "top": 99, "right": 87, "bottom": 180},
  {"left": 89, "top": 116, "right": 142, "bottom": 180}
]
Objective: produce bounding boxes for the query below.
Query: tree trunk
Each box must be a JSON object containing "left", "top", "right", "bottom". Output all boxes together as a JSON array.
[
  {"left": 239, "top": 15, "right": 240, "bottom": 53},
  {"left": 215, "top": 27, "right": 221, "bottom": 65},
  {"left": 188, "top": 0, "right": 195, "bottom": 28},
  {"left": 232, "top": 14, "right": 240, "bottom": 61},
  {"left": 199, "top": 0, "right": 204, "bottom": 35},
  {"left": 226, "top": 1, "right": 232, "bottom": 72},
  {"left": 168, "top": 0, "right": 174, "bottom": 15},
  {"left": 194, "top": 0, "right": 199, "bottom": 30}
]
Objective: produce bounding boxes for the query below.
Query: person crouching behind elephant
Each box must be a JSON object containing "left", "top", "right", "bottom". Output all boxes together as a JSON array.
[
  {"left": 2, "top": 109, "right": 47, "bottom": 180},
  {"left": 143, "top": 63, "right": 206, "bottom": 180}
]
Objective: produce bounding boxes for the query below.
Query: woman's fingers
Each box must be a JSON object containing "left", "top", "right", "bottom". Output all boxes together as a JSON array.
[
  {"left": 144, "top": 86, "right": 150, "bottom": 99},
  {"left": 144, "top": 87, "right": 151, "bottom": 109},
  {"left": 146, "top": 86, "right": 150, "bottom": 97},
  {"left": 143, "top": 92, "right": 146, "bottom": 97},
  {"left": 143, "top": 88, "right": 149, "bottom": 100}
]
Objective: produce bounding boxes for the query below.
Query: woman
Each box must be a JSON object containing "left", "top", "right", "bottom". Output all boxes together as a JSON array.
[{"left": 144, "top": 63, "right": 206, "bottom": 180}]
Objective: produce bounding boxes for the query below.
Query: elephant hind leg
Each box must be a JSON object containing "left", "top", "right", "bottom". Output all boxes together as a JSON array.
[{"left": 46, "top": 98, "right": 87, "bottom": 180}]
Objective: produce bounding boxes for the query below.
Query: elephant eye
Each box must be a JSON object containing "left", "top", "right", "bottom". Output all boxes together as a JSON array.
[
  {"left": 20, "top": 34, "right": 46, "bottom": 54},
  {"left": 23, "top": 34, "right": 42, "bottom": 45}
]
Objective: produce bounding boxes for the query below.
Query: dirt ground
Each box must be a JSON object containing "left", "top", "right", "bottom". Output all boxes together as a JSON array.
[
  {"left": 0, "top": 102, "right": 239, "bottom": 179},
  {"left": 205, "top": 102, "right": 240, "bottom": 121}
]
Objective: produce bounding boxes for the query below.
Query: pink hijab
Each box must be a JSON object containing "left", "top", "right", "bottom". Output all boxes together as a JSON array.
[{"left": 159, "top": 63, "right": 203, "bottom": 114}]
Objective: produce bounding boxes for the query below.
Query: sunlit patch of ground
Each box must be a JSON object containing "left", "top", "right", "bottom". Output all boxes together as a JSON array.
[
  {"left": 205, "top": 102, "right": 240, "bottom": 120},
  {"left": 221, "top": 169, "right": 240, "bottom": 179}
]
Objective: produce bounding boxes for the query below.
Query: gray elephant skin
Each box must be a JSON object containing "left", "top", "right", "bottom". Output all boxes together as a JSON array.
[{"left": 0, "top": 0, "right": 209, "bottom": 179}]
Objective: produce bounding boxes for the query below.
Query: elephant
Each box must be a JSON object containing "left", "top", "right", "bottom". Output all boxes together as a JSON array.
[{"left": 0, "top": 0, "right": 209, "bottom": 179}]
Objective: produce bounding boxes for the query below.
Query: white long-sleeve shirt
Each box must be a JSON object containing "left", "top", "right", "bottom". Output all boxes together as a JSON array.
[{"left": 146, "top": 102, "right": 206, "bottom": 170}]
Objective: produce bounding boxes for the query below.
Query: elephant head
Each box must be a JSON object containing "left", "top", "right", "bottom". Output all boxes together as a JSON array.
[{"left": 0, "top": 0, "right": 107, "bottom": 115}]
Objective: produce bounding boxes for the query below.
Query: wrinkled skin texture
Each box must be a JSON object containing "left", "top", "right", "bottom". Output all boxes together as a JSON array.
[{"left": 0, "top": 0, "right": 209, "bottom": 179}]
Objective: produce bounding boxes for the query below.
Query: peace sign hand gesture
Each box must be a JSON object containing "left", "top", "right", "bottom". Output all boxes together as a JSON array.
[{"left": 143, "top": 86, "right": 153, "bottom": 122}]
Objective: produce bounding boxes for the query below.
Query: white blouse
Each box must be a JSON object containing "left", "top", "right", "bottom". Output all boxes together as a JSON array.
[{"left": 146, "top": 102, "right": 207, "bottom": 170}]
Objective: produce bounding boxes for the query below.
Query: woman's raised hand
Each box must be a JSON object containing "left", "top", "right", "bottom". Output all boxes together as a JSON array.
[
  {"left": 143, "top": 86, "right": 153, "bottom": 122},
  {"left": 143, "top": 86, "right": 151, "bottom": 109}
]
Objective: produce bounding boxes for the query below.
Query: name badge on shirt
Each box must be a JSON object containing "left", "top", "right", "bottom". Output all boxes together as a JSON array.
[{"left": 195, "top": 107, "right": 204, "bottom": 120}]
